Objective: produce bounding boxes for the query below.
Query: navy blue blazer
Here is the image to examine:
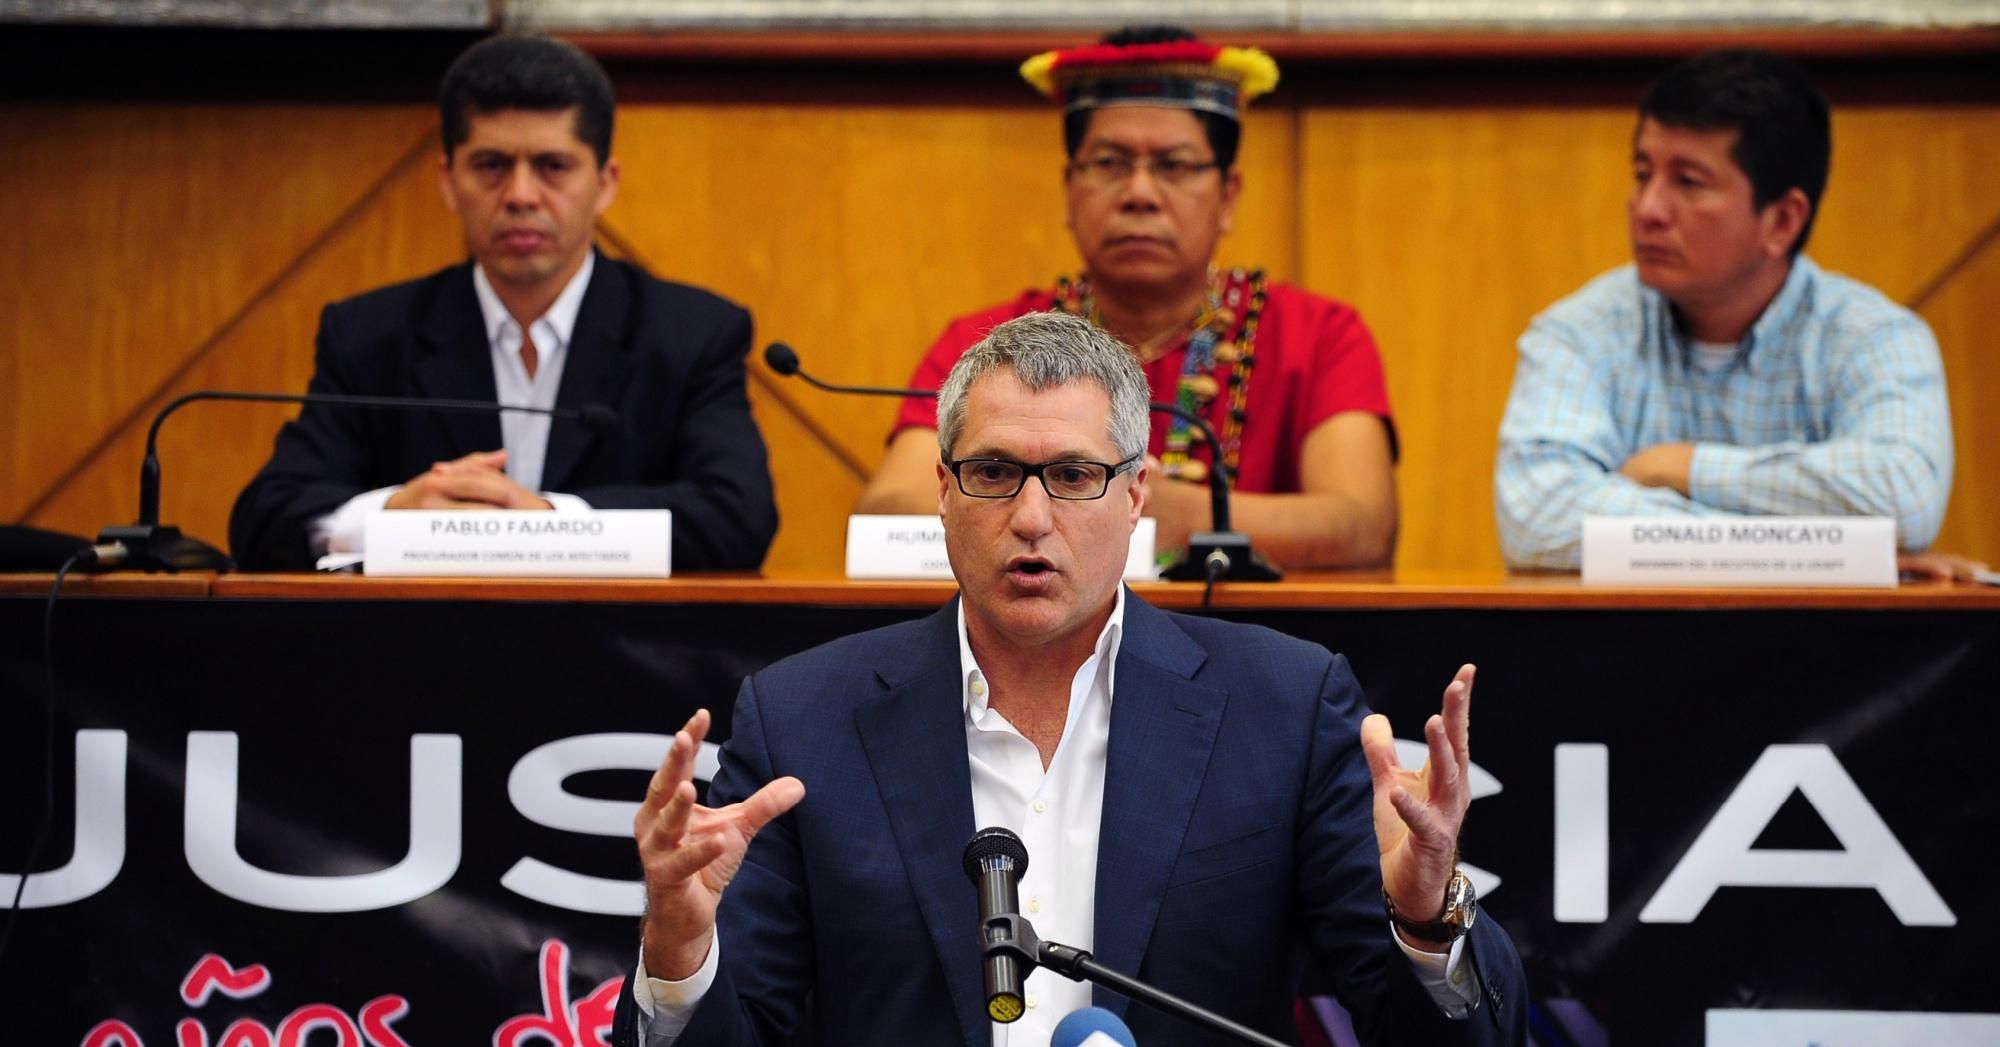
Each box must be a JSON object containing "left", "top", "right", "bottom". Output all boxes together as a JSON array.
[
  {"left": 615, "top": 594, "right": 1525, "bottom": 1046},
  {"left": 228, "top": 255, "right": 777, "bottom": 571}
]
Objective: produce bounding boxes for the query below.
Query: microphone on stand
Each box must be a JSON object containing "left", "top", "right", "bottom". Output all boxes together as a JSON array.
[
  {"left": 761, "top": 342, "right": 1280, "bottom": 583},
  {"left": 1143, "top": 401, "right": 1280, "bottom": 584},
  {"left": 960, "top": 829, "right": 1289, "bottom": 1047},
  {"left": 92, "top": 389, "right": 620, "bottom": 573},
  {"left": 961, "top": 826, "right": 1033, "bottom": 1023}
]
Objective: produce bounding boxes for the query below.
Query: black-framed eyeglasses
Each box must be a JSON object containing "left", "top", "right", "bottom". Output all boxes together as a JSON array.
[
  {"left": 1067, "top": 154, "right": 1221, "bottom": 189},
  {"left": 943, "top": 454, "right": 1142, "bottom": 500}
]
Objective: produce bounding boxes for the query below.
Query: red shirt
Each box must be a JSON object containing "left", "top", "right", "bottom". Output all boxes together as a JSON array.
[{"left": 892, "top": 283, "right": 1396, "bottom": 493}]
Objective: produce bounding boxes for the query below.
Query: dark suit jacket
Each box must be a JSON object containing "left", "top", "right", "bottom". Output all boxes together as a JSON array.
[
  {"left": 614, "top": 594, "right": 1526, "bottom": 1046},
  {"left": 228, "top": 255, "right": 777, "bottom": 571}
]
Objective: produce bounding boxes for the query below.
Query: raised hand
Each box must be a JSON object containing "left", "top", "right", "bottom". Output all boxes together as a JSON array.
[
  {"left": 635, "top": 708, "right": 806, "bottom": 980},
  {"left": 1359, "top": 663, "right": 1474, "bottom": 950}
]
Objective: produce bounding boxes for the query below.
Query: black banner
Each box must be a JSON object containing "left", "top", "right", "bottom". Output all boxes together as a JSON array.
[{"left": 2, "top": 593, "right": 1993, "bottom": 1045}]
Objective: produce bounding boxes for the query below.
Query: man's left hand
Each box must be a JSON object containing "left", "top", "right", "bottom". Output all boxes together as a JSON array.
[
  {"left": 1620, "top": 442, "right": 1694, "bottom": 495},
  {"left": 1361, "top": 663, "right": 1475, "bottom": 953}
]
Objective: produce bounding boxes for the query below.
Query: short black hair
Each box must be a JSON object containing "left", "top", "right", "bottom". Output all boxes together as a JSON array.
[
  {"left": 439, "top": 33, "right": 616, "bottom": 166},
  {"left": 1061, "top": 25, "right": 1242, "bottom": 173},
  {"left": 1639, "top": 48, "right": 1830, "bottom": 257}
]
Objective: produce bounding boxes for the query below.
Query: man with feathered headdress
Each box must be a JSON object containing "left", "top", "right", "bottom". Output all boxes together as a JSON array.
[{"left": 856, "top": 26, "right": 1400, "bottom": 571}]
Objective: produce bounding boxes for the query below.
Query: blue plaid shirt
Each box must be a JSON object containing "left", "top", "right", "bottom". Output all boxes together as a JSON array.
[{"left": 1495, "top": 257, "right": 1953, "bottom": 569}]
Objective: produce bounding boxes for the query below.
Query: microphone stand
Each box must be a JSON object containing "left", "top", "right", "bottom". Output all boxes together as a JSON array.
[
  {"left": 95, "top": 389, "right": 619, "bottom": 573},
  {"left": 1147, "top": 401, "right": 1280, "bottom": 583},
  {"left": 980, "top": 912, "right": 1288, "bottom": 1047}
]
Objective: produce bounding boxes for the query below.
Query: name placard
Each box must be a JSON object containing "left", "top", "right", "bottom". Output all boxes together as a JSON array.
[
  {"left": 364, "top": 510, "right": 672, "bottom": 577},
  {"left": 1581, "top": 516, "right": 1895, "bottom": 587},
  {"left": 846, "top": 514, "right": 1158, "bottom": 582}
]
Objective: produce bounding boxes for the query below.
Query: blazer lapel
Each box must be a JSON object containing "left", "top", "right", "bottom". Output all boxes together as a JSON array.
[
  {"left": 1091, "top": 595, "right": 1224, "bottom": 1021},
  {"left": 852, "top": 601, "right": 987, "bottom": 1047},
  {"left": 415, "top": 262, "right": 503, "bottom": 455},
  {"left": 544, "top": 254, "right": 631, "bottom": 490}
]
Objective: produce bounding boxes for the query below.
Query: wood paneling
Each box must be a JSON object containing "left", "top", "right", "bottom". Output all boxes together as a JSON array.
[
  {"left": 1924, "top": 233, "right": 2000, "bottom": 563},
  {"left": 1813, "top": 108, "right": 2000, "bottom": 304},
  {"left": 1301, "top": 108, "right": 1636, "bottom": 572},
  {"left": 8, "top": 110, "right": 458, "bottom": 547},
  {"left": 1, "top": 105, "right": 438, "bottom": 521},
  {"left": 9, "top": 95, "right": 1994, "bottom": 573}
]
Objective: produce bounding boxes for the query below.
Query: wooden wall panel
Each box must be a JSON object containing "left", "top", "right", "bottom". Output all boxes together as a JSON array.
[
  {"left": 1813, "top": 108, "right": 2000, "bottom": 303},
  {"left": 1923, "top": 237, "right": 2000, "bottom": 563},
  {"left": 17, "top": 119, "right": 458, "bottom": 548},
  {"left": 1, "top": 104, "right": 437, "bottom": 523},
  {"left": 1301, "top": 109, "right": 1635, "bottom": 572}
]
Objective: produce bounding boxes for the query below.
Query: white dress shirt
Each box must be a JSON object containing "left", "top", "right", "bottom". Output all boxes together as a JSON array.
[
  {"left": 635, "top": 590, "right": 1478, "bottom": 1044},
  {"left": 308, "top": 254, "right": 596, "bottom": 557},
  {"left": 964, "top": 587, "right": 1124, "bottom": 1044}
]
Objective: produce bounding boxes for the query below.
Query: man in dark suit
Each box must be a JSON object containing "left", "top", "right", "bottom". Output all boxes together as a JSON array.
[
  {"left": 617, "top": 311, "right": 1525, "bottom": 1045},
  {"left": 230, "top": 34, "right": 776, "bottom": 571}
]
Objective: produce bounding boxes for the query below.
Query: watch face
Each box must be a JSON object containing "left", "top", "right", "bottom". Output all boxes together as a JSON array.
[{"left": 1445, "top": 872, "right": 1478, "bottom": 931}]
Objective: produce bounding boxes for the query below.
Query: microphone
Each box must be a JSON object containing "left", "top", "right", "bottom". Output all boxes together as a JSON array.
[
  {"left": 1144, "top": 401, "right": 1279, "bottom": 584},
  {"left": 962, "top": 826, "right": 1032, "bottom": 1023},
  {"left": 959, "top": 828, "right": 1285, "bottom": 1047},
  {"left": 765, "top": 341, "right": 1280, "bottom": 583},
  {"left": 93, "top": 389, "right": 622, "bottom": 573},
  {"left": 764, "top": 342, "right": 937, "bottom": 399},
  {"left": 1052, "top": 1007, "right": 1138, "bottom": 1047}
]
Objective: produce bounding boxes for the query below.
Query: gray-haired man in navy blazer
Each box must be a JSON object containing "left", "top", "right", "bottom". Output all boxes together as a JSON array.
[{"left": 617, "top": 311, "right": 1525, "bottom": 1046}]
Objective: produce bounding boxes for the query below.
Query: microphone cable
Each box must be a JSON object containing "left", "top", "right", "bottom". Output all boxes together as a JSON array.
[{"left": 0, "top": 547, "right": 94, "bottom": 967}]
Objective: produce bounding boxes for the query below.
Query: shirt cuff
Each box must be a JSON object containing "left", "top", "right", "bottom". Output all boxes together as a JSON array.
[
  {"left": 1390, "top": 922, "right": 1479, "bottom": 1018},
  {"left": 633, "top": 938, "right": 718, "bottom": 1040},
  {"left": 543, "top": 492, "right": 593, "bottom": 513},
  {"left": 1687, "top": 443, "right": 1755, "bottom": 513},
  {"left": 310, "top": 486, "right": 400, "bottom": 556}
]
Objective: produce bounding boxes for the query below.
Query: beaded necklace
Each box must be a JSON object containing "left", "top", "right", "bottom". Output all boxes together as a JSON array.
[{"left": 1051, "top": 267, "right": 1266, "bottom": 483}]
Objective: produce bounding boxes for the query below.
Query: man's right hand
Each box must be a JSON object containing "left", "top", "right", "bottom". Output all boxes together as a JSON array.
[
  {"left": 383, "top": 450, "right": 553, "bottom": 510},
  {"left": 637, "top": 708, "right": 806, "bottom": 982}
]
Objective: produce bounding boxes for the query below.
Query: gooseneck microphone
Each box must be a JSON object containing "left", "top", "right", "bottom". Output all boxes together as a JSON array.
[
  {"left": 961, "top": 826, "right": 1032, "bottom": 1022},
  {"left": 1142, "top": 401, "right": 1280, "bottom": 584},
  {"left": 93, "top": 389, "right": 621, "bottom": 572},
  {"left": 765, "top": 341, "right": 1280, "bottom": 584},
  {"left": 764, "top": 342, "right": 938, "bottom": 399}
]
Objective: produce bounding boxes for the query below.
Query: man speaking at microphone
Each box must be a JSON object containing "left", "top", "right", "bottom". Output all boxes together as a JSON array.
[
  {"left": 616, "top": 312, "right": 1524, "bottom": 1046},
  {"left": 229, "top": 33, "right": 776, "bottom": 571}
]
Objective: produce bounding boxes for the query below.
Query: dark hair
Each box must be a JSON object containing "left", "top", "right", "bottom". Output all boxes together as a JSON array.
[
  {"left": 1061, "top": 25, "right": 1242, "bottom": 173},
  {"left": 439, "top": 33, "right": 616, "bottom": 166},
  {"left": 1639, "top": 48, "right": 1830, "bottom": 257}
]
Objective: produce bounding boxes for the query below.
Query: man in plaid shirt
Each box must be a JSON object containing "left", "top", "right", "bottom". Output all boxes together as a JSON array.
[{"left": 1495, "top": 48, "right": 1952, "bottom": 570}]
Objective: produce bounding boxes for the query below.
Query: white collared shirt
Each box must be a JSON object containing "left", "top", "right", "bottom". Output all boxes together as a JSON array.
[
  {"left": 308, "top": 255, "right": 596, "bottom": 557},
  {"left": 960, "top": 588, "right": 1124, "bottom": 1045},
  {"left": 471, "top": 252, "right": 591, "bottom": 493}
]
